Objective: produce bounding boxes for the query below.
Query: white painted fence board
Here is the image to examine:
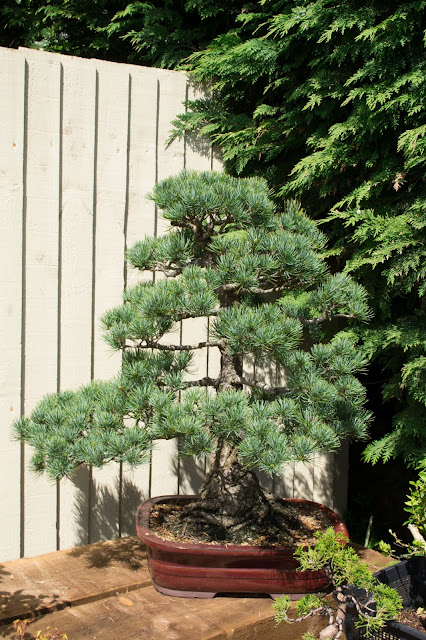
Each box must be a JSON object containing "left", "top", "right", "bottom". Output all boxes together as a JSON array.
[
  {"left": 181, "top": 77, "right": 212, "bottom": 496},
  {"left": 252, "top": 360, "right": 276, "bottom": 493},
  {"left": 293, "top": 462, "right": 315, "bottom": 501},
  {"left": 0, "top": 48, "right": 25, "bottom": 561},
  {"left": 89, "top": 63, "right": 130, "bottom": 540},
  {"left": 147, "top": 69, "right": 187, "bottom": 496},
  {"left": 157, "top": 70, "right": 186, "bottom": 181},
  {"left": 155, "top": 69, "right": 186, "bottom": 238},
  {"left": 150, "top": 439, "right": 179, "bottom": 497},
  {"left": 212, "top": 147, "right": 223, "bottom": 172},
  {"left": 57, "top": 57, "right": 97, "bottom": 549},
  {"left": 271, "top": 366, "right": 294, "bottom": 498},
  {"left": 179, "top": 456, "right": 206, "bottom": 496},
  {"left": 181, "top": 318, "right": 208, "bottom": 380},
  {"left": 125, "top": 68, "right": 157, "bottom": 290},
  {"left": 333, "top": 439, "right": 349, "bottom": 517},
  {"left": 120, "top": 465, "right": 150, "bottom": 536},
  {"left": 59, "top": 468, "right": 91, "bottom": 549},
  {"left": 121, "top": 66, "right": 161, "bottom": 507},
  {"left": 179, "top": 318, "right": 208, "bottom": 494},
  {"left": 185, "top": 83, "right": 212, "bottom": 171},
  {"left": 59, "top": 58, "right": 96, "bottom": 390},
  {"left": 92, "top": 64, "right": 128, "bottom": 380},
  {"left": 89, "top": 463, "right": 121, "bottom": 542},
  {"left": 313, "top": 453, "right": 335, "bottom": 510},
  {"left": 23, "top": 50, "right": 61, "bottom": 557},
  {"left": 274, "top": 464, "right": 295, "bottom": 499},
  {"left": 207, "top": 331, "right": 221, "bottom": 380}
]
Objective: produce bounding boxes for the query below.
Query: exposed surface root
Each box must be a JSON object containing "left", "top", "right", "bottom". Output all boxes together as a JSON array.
[{"left": 149, "top": 497, "right": 334, "bottom": 546}]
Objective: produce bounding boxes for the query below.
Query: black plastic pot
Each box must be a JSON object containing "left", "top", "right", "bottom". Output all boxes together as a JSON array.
[{"left": 345, "top": 556, "right": 426, "bottom": 640}]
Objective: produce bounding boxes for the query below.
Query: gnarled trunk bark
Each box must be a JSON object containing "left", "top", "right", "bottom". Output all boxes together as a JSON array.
[
  {"left": 188, "top": 440, "right": 273, "bottom": 537},
  {"left": 187, "top": 351, "right": 273, "bottom": 537}
]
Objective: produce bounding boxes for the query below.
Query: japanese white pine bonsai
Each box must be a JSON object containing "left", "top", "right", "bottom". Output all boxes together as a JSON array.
[{"left": 13, "top": 170, "right": 372, "bottom": 542}]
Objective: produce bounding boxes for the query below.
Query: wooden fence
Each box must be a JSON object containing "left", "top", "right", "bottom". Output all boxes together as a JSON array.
[{"left": 0, "top": 46, "right": 348, "bottom": 562}]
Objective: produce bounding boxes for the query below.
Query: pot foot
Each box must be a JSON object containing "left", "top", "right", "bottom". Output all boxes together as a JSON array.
[
  {"left": 152, "top": 582, "right": 217, "bottom": 599},
  {"left": 152, "top": 582, "right": 307, "bottom": 600}
]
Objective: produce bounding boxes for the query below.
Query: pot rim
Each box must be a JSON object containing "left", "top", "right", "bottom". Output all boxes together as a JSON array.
[{"left": 136, "top": 494, "right": 349, "bottom": 555}]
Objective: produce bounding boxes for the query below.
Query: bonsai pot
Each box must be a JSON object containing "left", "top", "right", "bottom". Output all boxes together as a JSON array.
[{"left": 136, "top": 495, "right": 349, "bottom": 599}]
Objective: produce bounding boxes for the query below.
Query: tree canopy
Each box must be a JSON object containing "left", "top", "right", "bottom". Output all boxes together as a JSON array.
[{"left": 13, "top": 171, "right": 372, "bottom": 483}]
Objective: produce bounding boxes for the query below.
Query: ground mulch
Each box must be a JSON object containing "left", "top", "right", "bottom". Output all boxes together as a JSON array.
[
  {"left": 149, "top": 498, "right": 335, "bottom": 546},
  {"left": 397, "top": 607, "right": 426, "bottom": 633}
]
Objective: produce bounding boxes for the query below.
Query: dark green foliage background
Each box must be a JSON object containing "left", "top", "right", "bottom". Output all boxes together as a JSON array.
[
  {"left": 171, "top": 0, "right": 426, "bottom": 471},
  {"left": 0, "top": 0, "right": 247, "bottom": 67}
]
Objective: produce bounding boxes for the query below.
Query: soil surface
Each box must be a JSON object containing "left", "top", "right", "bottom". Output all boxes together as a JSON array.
[
  {"left": 397, "top": 607, "right": 426, "bottom": 633},
  {"left": 149, "top": 498, "right": 335, "bottom": 546}
]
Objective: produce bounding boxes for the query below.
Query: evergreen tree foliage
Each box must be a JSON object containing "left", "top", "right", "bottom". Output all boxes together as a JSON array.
[
  {"left": 13, "top": 171, "right": 372, "bottom": 488},
  {"left": 0, "top": 0, "right": 34, "bottom": 48},
  {"left": 0, "top": 0, "right": 247, "bottom": 67},
  {"left": 169, "top": 0, "right": 426, "bottom": 466}
]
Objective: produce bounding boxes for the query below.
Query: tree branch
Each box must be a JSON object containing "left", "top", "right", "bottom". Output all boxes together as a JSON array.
[
  {"left": 218, "top": 281, "right": 295, "bottom": 296},
  {"left": 252, "top": 284, "right": 293, "bottom": 295},
  {"left": 181, "top": 377, "right": 219, "bottom": 389},
  {"left": 170, "top": 218, "right": 198, "bottom": 235},
  {"left": 239, "top": 376, "right": 289, "bottom": 395},
  {"left": 300, "top": 312, "right": 356, "bottom": 326},
  {"left": 408, "top": 523, "right": 426, "bottom": 545},
  {"left": 284, "top": 606, "right": 332, "bottom": 624},
  {"left": 155, "top": 262, "right": 184, "bottom": 277},
  {"left": 142, "top": 340, "right": 224, "bottom": 352}
]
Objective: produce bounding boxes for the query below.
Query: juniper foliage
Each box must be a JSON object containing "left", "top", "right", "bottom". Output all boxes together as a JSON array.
[
  {"left": 169, "top": 0, "right": 426, "bottom": 466},
  {"left": 13, "top": 171, "right": 372, "bottom": 481},
  {"left": 0, "top": 0, "right": 246, "bottom": 67},
  {"left": 274, "top": 528, "right": 402, "bottom": 640}
]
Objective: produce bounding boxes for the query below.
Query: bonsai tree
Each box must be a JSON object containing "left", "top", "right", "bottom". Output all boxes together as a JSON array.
[
  {"left": 13, "top": 170, "right": 372, "bottom": 541},
  {"left": 273, "top": 528, "right": 402, "bottom": 640}
]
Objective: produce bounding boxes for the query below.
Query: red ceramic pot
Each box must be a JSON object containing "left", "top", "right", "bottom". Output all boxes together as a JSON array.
[{"left": 136, "top": 495, "right": 348, "bottom": 599}]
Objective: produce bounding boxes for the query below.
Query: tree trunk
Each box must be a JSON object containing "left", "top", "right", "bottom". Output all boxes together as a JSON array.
[
  {"left": 186, "top": 351, "right": 273, "bottom": 538},
  {"left": 188, "top": 440, "right": 273, "bottom": 538}
]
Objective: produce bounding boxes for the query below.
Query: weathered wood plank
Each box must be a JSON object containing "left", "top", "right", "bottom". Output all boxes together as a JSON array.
[
  {"left": 23, "top": 49, "right": 61, "bottom": 557},
  {"left": 0, "top": 47, "right": 26, "bottom": 561},
  {"left": 0, "top": 538, "right": 390, "bottom": 640},
  {"left": 57, "top": 54, "right": 97, "bottom": 550},
  {"left": 120, "top": 65, "right": 159, "bottom": 513},
  {"left": 92, "top": 62, "right": 128, "bottom": 380},
  {"left": 0, "top": 537, "right": 149, "bottom": 624},
  {"left": 89, "top": 61, "right": 130, "bottom": 541},
  {"left": 148, "top": 69, "right": 187, "bottom": 497}
]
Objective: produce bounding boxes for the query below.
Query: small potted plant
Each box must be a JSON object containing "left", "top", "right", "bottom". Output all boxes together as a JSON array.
[
  {"left": 273, "top": 528, "right": 403, "bottom": 640},
  {"left": 364, "top": 466, "right": 426, "bottom": 640},
  {"left": 14, "top": 170, "right": 372, "bottom": 597}
]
